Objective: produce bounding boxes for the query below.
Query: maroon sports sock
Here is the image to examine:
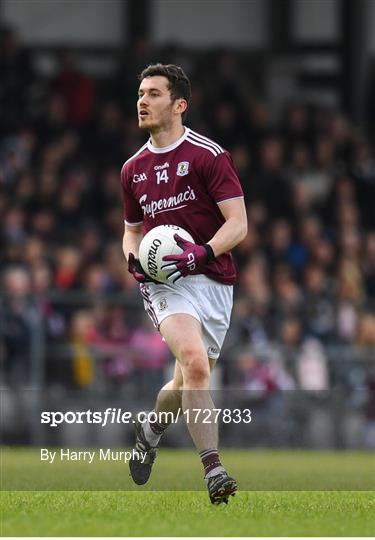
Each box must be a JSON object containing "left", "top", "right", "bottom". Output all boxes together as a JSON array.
[
  {"left": 148, "top": 411, "right": 169, "bottom": 436},
  {"left": 199, "top": 448, "right": 225, "bottom": 478}
]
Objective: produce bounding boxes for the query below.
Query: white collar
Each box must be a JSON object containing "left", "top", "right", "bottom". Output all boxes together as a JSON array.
[{"left": 147, "top": 127, "right": 190, "bottom": 154}]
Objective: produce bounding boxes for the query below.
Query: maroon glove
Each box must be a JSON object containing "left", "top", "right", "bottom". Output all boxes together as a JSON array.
[
  {"left": 161, "top": 234, "right": 215, "bottom": 283},
  {"left": 128, "top": 253, "right": 159, "bottom": 283}
]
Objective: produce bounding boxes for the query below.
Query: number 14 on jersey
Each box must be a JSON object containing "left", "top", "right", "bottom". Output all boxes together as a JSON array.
[{"left": 156, "top": 169, "right": 169, "bottom": 184}]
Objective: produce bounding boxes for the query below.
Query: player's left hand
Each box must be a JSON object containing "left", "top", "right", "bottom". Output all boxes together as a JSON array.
[{"left": 161, "top": 233, "right": 215, "bottom": 283}]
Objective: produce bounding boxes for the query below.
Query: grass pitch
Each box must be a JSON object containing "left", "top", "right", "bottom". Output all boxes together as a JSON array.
[
  {"left": 2, "top": 490, "right": 374, "bottom": 537},
  {"left": 1, "top": 448, "right": 374, "bottom": 536}
]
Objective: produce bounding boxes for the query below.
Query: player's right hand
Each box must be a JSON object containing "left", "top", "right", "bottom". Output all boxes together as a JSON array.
[{"left": 127, "top": 253, "right": 158, "bottom": 283}]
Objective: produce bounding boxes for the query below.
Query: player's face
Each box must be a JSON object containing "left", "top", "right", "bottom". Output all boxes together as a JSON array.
[{"left": 137, "top": 76, "right": 176, "bottom": 131}]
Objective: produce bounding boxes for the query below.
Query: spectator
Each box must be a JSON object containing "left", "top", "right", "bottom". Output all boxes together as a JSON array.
[
  {"left": 362, "top": 232, "right": 375, "bottom": 297},
  {"left": 296, "top": 338, "right": 329, "bottom": 391},
  {"left": 0, "top": 26, "right": 35, "bottom": 133},
  {"left": 253, "top": 136, "right": 294, "bottom": 220},
  {"left": 69, "top": 310, "right": 95, "bottom": 388},
  {"left": 0, "top": 267, "right": 35, "bottom": 383},
  {"left": 54, "top": 49, "right": 96, "bottom": 128},
  {"left": 130, "top": 314, "right": 170, "bottom": 393},
  {"left": 302, "top": 264, "right": 335, "bottom": 343}
]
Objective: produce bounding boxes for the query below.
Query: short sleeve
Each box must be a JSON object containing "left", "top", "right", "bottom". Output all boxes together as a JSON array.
[
  {"left": 121, "top": 165, "right": 143, "bottom": 225},
  {"left": 204, "top": 152, "right": 244, "bottom": 204}
]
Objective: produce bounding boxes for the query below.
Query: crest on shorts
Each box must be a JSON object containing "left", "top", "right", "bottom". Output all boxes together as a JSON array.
[
  {"left": 176, "top": 161, "right": 189, "bottom": 176},
  {"left": 158, "top": 298, "right": 168, "bottom": 311}
]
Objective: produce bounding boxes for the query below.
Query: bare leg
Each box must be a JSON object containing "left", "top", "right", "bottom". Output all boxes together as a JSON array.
[
  {"left": 154, "top": 361, "right": 183, "bottom": 422},
  {"left": 159, "top": 314, "right": 218, "bottom": 452},
  {"left": 154, "top": 357, "right": 216, "bottom": 423},
  {"left": 130, "top": 313, "right": 236, "bottom": 502}
]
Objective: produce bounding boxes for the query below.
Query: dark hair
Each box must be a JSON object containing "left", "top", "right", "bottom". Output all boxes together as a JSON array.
[{"left": 138, "top": 63, "right": 191, "bottom": 120}]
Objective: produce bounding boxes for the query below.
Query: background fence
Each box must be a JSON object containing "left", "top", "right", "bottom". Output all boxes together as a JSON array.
[{"left": 1, "top": 291, "right": 374, "bottom": 449}]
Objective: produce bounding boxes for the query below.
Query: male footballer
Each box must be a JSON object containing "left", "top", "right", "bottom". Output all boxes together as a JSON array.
[{"left": 121, "top": 63, "right": 247, "bottom": 504}]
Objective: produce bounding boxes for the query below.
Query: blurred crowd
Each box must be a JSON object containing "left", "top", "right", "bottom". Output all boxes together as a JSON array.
[{"left": 0, "top": 28, "right": 374, "bottom": 409}]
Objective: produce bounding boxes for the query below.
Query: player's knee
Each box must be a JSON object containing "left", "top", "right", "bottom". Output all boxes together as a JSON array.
[
  {"left": 182, "top": 356, "right": 210, "bottom": 387},
  {"left": 179, "top": 343, "right": 204, "bottom": 363},
  {"left": 178, "top": 343, "right": 209, "bottom": 385}
]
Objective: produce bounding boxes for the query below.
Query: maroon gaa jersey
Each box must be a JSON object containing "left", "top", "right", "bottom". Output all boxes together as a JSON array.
[{"left": 120, "top": 127, "right": 244, "bottom": 285}]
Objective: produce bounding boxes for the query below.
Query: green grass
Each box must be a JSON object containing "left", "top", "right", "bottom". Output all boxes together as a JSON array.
[
  {"left": 1, "top": 448, "right": 374, "bottom": 536},
  {"left": 2, "top": 448, "right": 374, "bottom": 490},
  {"left": 1, "top": 490, "right": 374, "bottom": 536}
]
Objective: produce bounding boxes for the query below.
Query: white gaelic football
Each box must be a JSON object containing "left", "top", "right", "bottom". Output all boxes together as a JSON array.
[{"left": 139, "top": 225, "right": 194, "bottom": 283}]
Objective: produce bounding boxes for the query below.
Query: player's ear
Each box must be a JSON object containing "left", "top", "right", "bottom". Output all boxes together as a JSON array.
[{"left": 174, "top": 98, "right": 187, "bottom": 116}]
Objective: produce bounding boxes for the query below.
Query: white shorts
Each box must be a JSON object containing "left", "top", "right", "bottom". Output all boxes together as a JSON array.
[{"left": 140, "top": 275, "right": 233, "bottom": 360}]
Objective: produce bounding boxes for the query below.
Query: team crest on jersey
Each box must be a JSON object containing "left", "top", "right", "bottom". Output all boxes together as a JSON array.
[{"left": 176, "top": 161, "right": 189, "bottom": 176}]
